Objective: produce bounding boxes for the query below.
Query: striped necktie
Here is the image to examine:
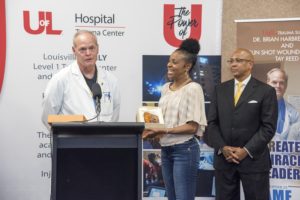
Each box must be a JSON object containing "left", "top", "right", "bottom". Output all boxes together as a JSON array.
[{"left": 234, "top": 82, "right": 243, "bottom": 106}]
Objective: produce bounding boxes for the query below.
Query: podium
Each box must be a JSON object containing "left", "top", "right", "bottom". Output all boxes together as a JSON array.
[{"left": 50, "top": 122, "right": 144, "bottom": 200}]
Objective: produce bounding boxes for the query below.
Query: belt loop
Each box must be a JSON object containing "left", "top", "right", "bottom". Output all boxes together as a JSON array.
[{"left": 193, "top": 135, "right": 201, "bottom": 147}]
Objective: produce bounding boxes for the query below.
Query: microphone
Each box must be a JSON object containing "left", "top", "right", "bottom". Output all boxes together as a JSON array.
[{"left": 91, "top": 83, "right": 102, "bottom": 117}]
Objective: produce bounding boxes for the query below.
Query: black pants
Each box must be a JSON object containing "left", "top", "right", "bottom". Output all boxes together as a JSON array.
[{"left": 215, "top": 168, "right": 270, "bottom": 200}]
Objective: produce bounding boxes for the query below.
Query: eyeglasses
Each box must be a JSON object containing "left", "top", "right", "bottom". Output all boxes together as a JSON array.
[{"left": 227, "top": 58, "right": 252, "bottom": 64}]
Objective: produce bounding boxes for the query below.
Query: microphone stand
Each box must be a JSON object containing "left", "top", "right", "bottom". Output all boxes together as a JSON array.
[{"left": 95, "top": 96, "right": 101, "bottom": 121}]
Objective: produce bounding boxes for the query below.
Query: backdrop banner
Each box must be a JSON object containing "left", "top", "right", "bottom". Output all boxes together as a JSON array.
[{"left": 237, "top": 18, "right": 300, "bottom": 200}]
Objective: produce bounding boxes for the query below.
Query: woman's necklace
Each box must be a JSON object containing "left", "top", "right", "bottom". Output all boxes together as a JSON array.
[{"left": 170, "top": 78, "right": 192, "bottom": 91}]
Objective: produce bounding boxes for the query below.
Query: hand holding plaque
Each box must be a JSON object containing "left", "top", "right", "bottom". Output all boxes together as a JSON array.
[{"left": 136, "top": 106, "right": 165, "bottom": 139}]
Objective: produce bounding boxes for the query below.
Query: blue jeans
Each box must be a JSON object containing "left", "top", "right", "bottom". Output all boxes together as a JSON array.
[{"left": 161, "top": 137, "right": 200, "bottom": 200}]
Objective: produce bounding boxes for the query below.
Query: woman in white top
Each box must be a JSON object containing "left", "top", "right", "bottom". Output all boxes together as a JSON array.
[{"left": 143, "top": 38, "right": 207, "bottom": 200}]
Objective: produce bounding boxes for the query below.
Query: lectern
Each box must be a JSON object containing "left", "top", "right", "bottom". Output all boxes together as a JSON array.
[{"left": 50, "top": 122, "right": 144, "bottom": 200}]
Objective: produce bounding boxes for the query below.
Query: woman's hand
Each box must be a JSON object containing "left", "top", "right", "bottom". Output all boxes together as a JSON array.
[{"left": 142, "top": 128, "right": 166, "bottom": 139}]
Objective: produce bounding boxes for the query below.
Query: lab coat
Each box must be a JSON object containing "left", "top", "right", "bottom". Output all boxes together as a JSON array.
[
  {"left": 41, "top": 61, "right": 120, "bottom": 128},
  {"left": 289, "top": 121, "right": 300, "bottom": 140},
  {"left": 273, "top": 99, "right": 300, "bottom": 140}
]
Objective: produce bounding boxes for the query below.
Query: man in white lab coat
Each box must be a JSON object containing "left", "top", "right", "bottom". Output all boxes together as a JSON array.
[
  {"left": 267, "top": 68, "right": 299, "bottom": 140},
  {"left": 42, "top": 30, "right": 120, "bottom": 128}
]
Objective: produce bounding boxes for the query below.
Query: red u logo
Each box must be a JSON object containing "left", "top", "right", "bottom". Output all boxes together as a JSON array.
[
  {"left": 23, "top": 11, "right": 62, "bottom": 35},
  {"left": 164, "top": 4, "right": 202, "bottom": 47},
  {"left": 0, "top": 0, "right": 6, "bottom": 94}
]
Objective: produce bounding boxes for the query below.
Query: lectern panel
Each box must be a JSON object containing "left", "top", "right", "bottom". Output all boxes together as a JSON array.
[
  {"left": 57, "top": 134, "right": 137, "bottom": 148},
  {"left": 57, "top": 148, "right": 137, "bottom": 200},
  {"left": 51, "top": 122, "right": 144, "bottom": 200}
]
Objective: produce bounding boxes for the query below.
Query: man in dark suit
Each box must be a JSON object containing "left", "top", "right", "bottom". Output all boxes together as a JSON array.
[{"left": 207, "top": 48, "right": 278, "bottom": 200}]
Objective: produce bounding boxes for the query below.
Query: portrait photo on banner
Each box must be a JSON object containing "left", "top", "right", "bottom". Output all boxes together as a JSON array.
[{"left": 236, "top": 19, "right": 300, "bottom": 199}]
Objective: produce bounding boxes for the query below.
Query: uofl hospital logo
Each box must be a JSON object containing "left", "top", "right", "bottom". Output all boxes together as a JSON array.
[
  {"left": 164, "top": 4, "right": 202, "bottom": 47},
  {"left": 0, "top": 0, "right": 6, "bottom": 94},
  {"left": 23, "top": 11, "right": 62, "bottom": 35}
]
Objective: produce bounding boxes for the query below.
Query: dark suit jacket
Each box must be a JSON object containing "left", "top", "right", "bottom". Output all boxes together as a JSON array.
[{"left": 207, "top": 77, "right": 278, "bottom": 173}]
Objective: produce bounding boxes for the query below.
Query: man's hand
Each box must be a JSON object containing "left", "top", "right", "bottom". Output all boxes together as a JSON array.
[
  {"left": 222, "top": 146, "right": 239, "bottom": 164},
  {"left": 222, "top": 146, "right": 248, "bottom": 164},
  {"left": 232, "top": 147, "right": 248, "bottom": 161}
]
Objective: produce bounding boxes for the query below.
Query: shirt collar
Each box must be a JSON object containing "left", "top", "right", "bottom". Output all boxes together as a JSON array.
[{"left": 235, "top": 75, "right": 251, "bottom": 86}]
